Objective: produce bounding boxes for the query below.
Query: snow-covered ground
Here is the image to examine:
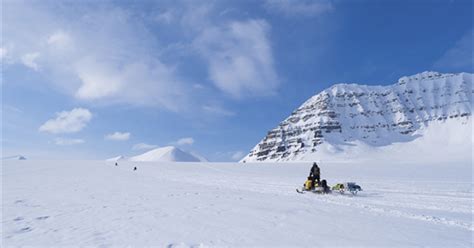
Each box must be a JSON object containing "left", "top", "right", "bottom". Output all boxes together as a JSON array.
[{"left": 2, "top": 160, "right": 472, "bottom": 247}]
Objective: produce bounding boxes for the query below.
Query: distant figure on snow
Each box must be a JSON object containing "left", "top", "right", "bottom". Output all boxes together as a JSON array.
[
  {"left": 309, "top": 162, "right": 320, "bottom": 186},
  {"left": 115, "top": 162, "right": 118, "bottom": 166},
  {"left": 133, "top": 166, "right": 137, "bottom": 171}
]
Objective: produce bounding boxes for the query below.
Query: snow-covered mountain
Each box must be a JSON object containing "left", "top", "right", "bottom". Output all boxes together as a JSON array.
[
  {"left": 2, "top": 155, "right": 27, "bottom": 160},
  {"left": 241, "top": 71, "right": 472, "bottom": 163},
  {"left": 130, "top": 146, "right": 205, "bottom": 162}
]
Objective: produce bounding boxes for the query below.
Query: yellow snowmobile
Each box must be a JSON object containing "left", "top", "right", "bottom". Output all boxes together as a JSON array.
[{"left": 296, "top": 177, "right": 331, "bottom": 194}]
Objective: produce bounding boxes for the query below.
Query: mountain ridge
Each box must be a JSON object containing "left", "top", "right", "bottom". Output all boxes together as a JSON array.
[{"left": 241, "top": 71, "right": 472, "bottom": 162}]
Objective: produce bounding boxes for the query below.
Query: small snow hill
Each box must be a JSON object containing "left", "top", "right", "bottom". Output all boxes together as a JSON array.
[
  {"left": 129, "top": 146, "right": 205, "bottom": 162},
  {"left": 2, "top": 155, "right": 27, "bottom": 160},
  {"left": 106, "top": 155, "right": 127, "bottom": 162}
]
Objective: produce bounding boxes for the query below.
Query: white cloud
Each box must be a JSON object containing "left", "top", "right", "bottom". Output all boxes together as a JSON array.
[
  {"left": 39, "top": 108, "right": 92, "bottom": 134},
  {"left": 3, "top": 1, "right": 281, "bottom": 115},
  {"left": 194, "top": 19, "right": 279, "bottom": 98},
  {"left": 193, "top": 84, "right": 205, "bottom": 89},
  {"left": 434, "top": 29, "right": 473, "bottom": 70},
  {"left": 231, "top": 151, "right": 245, "bottom": 161},
  {"left": 202, "top": 105, "right": 235, "bottom": 116},
  {"left": 21, "top": 52, "right": 40, "bottom": 71},
  {"left": 175, "top": 137, "right": 194, "bottom": 145},
  {"left": 213, "top": 150, "right": 247, "bottom": 161},
  {"left": 72, "top": 58, "right": 186, "bottom": 110},
  {"left": 155, "top": 10, "right": 174, "bottom": 24},
  {"left": 3, "top": 2, "right": 189, "bottom": 111},
  {"left": 0, "top": 48, "right": 8, "bottom": 60},
  {"left": 105, "top": 132, "right": 131, "bottom": 141},
  {"left": 47, "top": 30, "right": 72, "bottom": 48},
  {"left": 132, "top": 143, "right": 158, "bottom": 150},
  {"left": 54, "top": 137, "right": 85, "bottom": 145},
  {"left": 264, "top": 0, "right": 334, "bottom": 17}
]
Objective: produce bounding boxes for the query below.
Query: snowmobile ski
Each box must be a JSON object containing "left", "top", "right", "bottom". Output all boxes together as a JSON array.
[{"left": 296, "top": 188, "right": 305, "bottom": 194}]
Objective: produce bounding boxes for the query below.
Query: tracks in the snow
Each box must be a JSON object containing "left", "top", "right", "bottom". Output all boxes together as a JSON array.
[{"left": 298, "top": 188, "right": 473, "bottom": 231}]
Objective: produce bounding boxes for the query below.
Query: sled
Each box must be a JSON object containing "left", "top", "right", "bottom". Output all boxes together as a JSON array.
[{"left": 332, "top": 182, "right": 362, "bottom": 195}]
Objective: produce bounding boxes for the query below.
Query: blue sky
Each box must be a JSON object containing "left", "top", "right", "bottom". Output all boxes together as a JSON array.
[{"left": 2, "top": 0, "right": 472, "bottom": 161}]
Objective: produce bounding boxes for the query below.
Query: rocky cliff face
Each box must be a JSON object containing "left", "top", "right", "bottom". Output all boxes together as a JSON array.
[{"left": 241, "top": 71, "right": 472, "bottom": 162}]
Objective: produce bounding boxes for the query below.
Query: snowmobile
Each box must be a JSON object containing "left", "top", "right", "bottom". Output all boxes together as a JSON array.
[{"left": 296, "top": 178, "right": 331, "bottom": 194}]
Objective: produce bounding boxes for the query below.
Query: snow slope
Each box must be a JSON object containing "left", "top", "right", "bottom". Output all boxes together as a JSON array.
[
  {"left": 242, "top": 71, "right": 472, "bottom": 162},
  {"left": 105, "top": 155, "right": 126, "bottom": 162},
  {"left": 2, "top": 159, "right": 472, "bottom": 247},
  {"left": 129, "top": 146, "right": 205, "bottom": 162}
]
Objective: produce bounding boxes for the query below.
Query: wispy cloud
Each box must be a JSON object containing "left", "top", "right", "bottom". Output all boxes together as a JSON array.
[
  {"left": 264, "top": 0, "right": 334, "bottom": 17},
  {"left": 202, "top": 105, "right": 235, "bottom": 116},
  {"left": 434, "top": 29, "right": 473, "bottom": 71},
  {"left": 39, "top": 108, "right": 92, "bottom": 134},
  {"left": 132, "top": 143, "right": 158, "bottom": 150},
  {"left": 230, "top": 151, "right": 246, "bottom": 161},
  {"left": 4, "top": 2, "right": 189, "bottom": 111},
  {"left": 21, "top": 52, "right": 40, "bottom": 71},
  {"left": 154, "top": 10, "right": 175, "bottom": 24},
  {"left": 194, "top": 19, "right": 279, "bottom": 98},
  {"left": 105, "top": 132, "right": 131, "bottom": 141},
  {"left": 174, "top": 137, "right": 195, "bottom": 146},
  {"left": 4, "top": 1, "right": 281, "bottom": 114},
  {"left": 0, "top": 47, "right": 7, "bottom": 59},
  {"left": 47, "top": 30, "right": 73, "bottom": 48},
  {"left": 214, "top": 150, "right": 247, "bottom": 161},
  {"left": 54, "top": 137, "right": 85, "bottom": 146}
]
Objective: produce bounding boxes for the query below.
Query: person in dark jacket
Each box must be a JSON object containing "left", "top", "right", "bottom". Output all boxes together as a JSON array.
[{"left": 309, "top": 162, "right": 320, "bottom": 187}]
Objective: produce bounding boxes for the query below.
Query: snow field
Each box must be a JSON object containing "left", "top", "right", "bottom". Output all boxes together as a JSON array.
[{"left": 2, "top": 160, "right": 473, "bottom": 247}]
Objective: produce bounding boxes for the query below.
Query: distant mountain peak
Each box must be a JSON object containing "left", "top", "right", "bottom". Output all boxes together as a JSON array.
[
  {"left": 122, "top": 146, "right": 207, "bottom": 162},
  {"left": 3, "top": 155, "right": 27, "bottom": 160}
]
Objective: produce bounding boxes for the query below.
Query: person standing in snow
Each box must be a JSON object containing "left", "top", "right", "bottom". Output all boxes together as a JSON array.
[{"left": 309, "top": 162, "right": 320, "bottom": 187}]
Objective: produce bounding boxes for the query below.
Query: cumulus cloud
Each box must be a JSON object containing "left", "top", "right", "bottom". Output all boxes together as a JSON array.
[
  {"left": 175, "top": 137, "right": 195, "bottom": 145},
  {"left": 105, "top": 132, "right": 131, "bottom": 141},
  {"left": 264, "top": 0, "right": 334, "bottom": 17},
  {"left": 21, "top": 52, "right": 40, "bottom": 71},
  {"left": 39, "top": 108, "right": 92, "bottom": 134},
  {"left": 132, "top": 143, "right": 158, "bottom": 150},
  {"left": 434, "top": 29, "right": 473, "bottom": 71},
  {"left": 194, "top": 19, "right": 279, "bottom": 98},
  {"left": 54, "top": 137, "right": 85, "bottom": 145}
]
